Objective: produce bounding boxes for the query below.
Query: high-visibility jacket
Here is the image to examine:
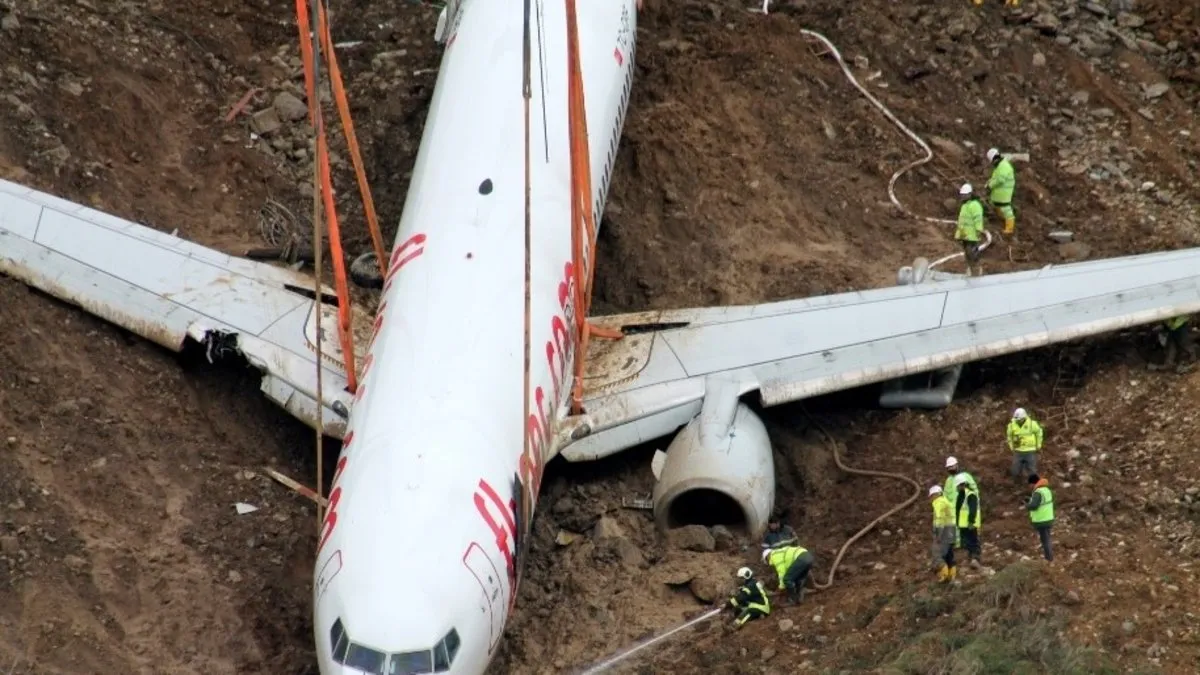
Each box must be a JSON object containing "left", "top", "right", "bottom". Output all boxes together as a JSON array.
[
  {"left": 943, "top": 471, "right": 978, "bottom": 511},
  {"left": 729, "top": 578, "right": 771, "bottom": 615},
  {"left": 766, "top": 546, "right": 807, "bottom": 590},
  {"left": 931, "top": 495, "right": 955, "bottom": 529},
  {"left": 955, "top": 198, "right": 985, "bottom": 242},
  {"left": 1029, "top": 486, "right": 1055, "bottom": 524},
  {"left": 956, "top": 486, "right": 981, "bottom": 529},
  {"left": 987, "top": 158, "right": 1016, "bottom": 205},
  {"left": 1006, "top": 418, "right": 1044, "bottom": 453},
  {"left": 1166, "top": 315, "right": 1190, "bottom": 332}
]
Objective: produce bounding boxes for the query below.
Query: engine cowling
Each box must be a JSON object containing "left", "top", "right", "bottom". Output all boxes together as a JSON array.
[{"left": 652, "top": 400, "right": 774, "bottom": 540}]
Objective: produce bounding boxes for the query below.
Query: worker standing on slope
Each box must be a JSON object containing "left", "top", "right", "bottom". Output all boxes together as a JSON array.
[
  {"left": 929, "top": 486, "right": 957, "bottom": 583},
  {"left": 725, "top": 567, "right": 771, "bottom": 629},
  {"left": 1148, "top": 315, "right": 1196, "bottom": 374},
  {"left": 953, "top": 474, "right": 983, "bottom": 567},
  {"left": 762, "top": 518, "right": 798, "bottom": 549},
  {"left": 762, "top": 544, "right": 814, "bottom": 605},
  {"left": 943, "top": 456, "right": 978, "bottom": 549},
  {"left": 955, "top": 183, "right": 985, "bottom": 277},
  {"left": 1006, "top": 407, "right": 1044, "bottom": 482},
  {"left": 1025, "top": 474, "right": 1055, "bottom": 561},
  {"left": 985, "top": 148, "right": 1017, "bottom": 237}
]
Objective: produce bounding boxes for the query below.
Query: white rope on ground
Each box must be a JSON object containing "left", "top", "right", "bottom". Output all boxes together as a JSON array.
[{"left": 794, "top": 25, "right": 993, "bottom": 272}]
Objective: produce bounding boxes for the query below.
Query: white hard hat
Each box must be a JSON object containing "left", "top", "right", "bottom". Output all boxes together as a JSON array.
[
  {"left": 761, "top": 548, "right": 772, "bottom": 563},
  {"left": 1013, "top": 407, "right": 1028, "bottom": 420},
  {"left": 987, "top": 147, "right": 1000, "bottom": 162},
  {"left": 737, "top": 566, "right": 753, "bottom": 580},
  {"left": 959, "top": 183, "right": 973, "bottom": 196},
  {"left": 945, "top": 456, "right": 958, "bottom": 469},
  {"left": 928, "top": 485, "right": 942, "bottom": 497},
  {"left": 954, "top": 474, "right": 970, "bottom": 487}
]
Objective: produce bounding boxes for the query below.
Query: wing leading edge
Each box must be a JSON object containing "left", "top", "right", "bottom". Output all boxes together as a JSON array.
[
  {"left": 0, "top": 178, "right": 359, "bottom": 438},
  {"left": 565, "top": 247, "right": 1200, "bottom": 461}
]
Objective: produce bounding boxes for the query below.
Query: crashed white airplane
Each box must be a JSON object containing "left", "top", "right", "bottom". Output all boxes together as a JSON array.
[{"left": 1, "top": 0, "right": 1199, "bottom": 673}]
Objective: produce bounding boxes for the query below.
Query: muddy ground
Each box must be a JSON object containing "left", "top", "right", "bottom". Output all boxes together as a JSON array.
[{"left": 0, "top": 0, "right": 1198, "bottom": 673}]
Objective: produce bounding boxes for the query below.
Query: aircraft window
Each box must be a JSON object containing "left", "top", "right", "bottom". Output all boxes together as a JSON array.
[
  {"left": 388, "top": 650, "right": 433, "bottom": 674},
  {"left": 344, "top": 643, "right": 388, "bottom": 675},
  {"left": 330, "top": 619, "right": 350, "bottom": 663},
  {"left": 434, "top": 643, "right": 449, "bottom": 672},
  {"left": 433, "top": 628, "right": 461, "bottom": 672}
]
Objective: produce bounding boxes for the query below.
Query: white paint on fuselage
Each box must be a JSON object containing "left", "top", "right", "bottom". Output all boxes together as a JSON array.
[{"left": 314, "top": 1, "right": 637, "bottom": 672}]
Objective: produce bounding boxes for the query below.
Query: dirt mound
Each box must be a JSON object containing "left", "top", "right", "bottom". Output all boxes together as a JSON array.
[{"left": 0, "top": 0, "right": 1198, "bottom": 673}]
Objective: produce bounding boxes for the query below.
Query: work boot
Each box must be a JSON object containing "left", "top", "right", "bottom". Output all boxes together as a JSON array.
[
  {"left": 936, "top": 564, "right": 949, "bottom": 583},
  {"left": 1003, "top": 218, "right": 1015, "bottom": 235},
  {"left": 948, "top": 566, "right": 957, "bottom": 581}
]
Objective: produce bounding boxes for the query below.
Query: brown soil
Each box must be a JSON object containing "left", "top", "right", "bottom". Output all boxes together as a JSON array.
[{"left": 0, "top": 0, "right": 1199, "bottom": 673}]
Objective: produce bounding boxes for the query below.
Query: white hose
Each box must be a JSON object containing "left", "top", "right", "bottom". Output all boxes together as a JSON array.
[
  {"left": 577, "top": 608, "right": 723, "bottom": 674},
  {"left": 791, "top": 22, "right": 993, "bottom": 271}
]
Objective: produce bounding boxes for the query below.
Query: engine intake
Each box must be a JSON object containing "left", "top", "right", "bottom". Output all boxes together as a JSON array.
[{"left": 652, "top": 398, "right": 774, "bottom": 539}]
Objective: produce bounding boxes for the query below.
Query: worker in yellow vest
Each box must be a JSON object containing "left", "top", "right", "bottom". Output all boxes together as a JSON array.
[
  {"left": 943, "top": 456, "right": 978, "bottom": 549},
  {"left": 762, "top": 544, "right": 814, "bottom": 605},
  {"left": 1149, "top": 315, "right": 1195, "bottom": 373},
  {"left": 928, "top": 485, "right": 957, "bottom": 583},
  {"left": 1025, "top": 473, "right": 1055, "bottom": 561},
  {"left": 953, "top": 474, "right": 983, "bottom": 566},
  {"left": 725, "top": 567, "right": 771, "bottom": 629},
  {"left": 1006, "top": 407, "right": 1044, "bottom": 482}
]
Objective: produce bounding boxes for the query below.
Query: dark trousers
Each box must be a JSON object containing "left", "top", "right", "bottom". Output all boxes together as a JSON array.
[
  {"left": 939, "top": 541, "right": 955, "bottom": 568},
  {"left": 1166, "top": 327, "right": 1196, "bottom": 365},
  {"left": 1035, "top": 523, "right": 1054, "bottom": 561},
  {"left": 960, "top": 527, "right": 981, "bottom": 561},
  {"left": 783, "top": 551, "right": 814, "bottom": 601},
  {"left": 734, "top": 607, "right": 767, "bottom": 627},
  {"left": 1010, "top": 451, "right": 1038, "bottom": 480}
]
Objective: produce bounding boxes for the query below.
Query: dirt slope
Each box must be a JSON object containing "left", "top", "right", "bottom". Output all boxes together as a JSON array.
[{"left": 0, "top": 0, "right": 1198, "bottom": 673}]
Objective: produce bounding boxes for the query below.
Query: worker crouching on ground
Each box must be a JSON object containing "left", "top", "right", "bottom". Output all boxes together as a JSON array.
[
  {"left": 929, "top": 486, "right": 957, "bottom": 583},
  {"left": 953, "top": 474, "right": 983, "bottom": 567},
  {"left": 985, "top": 148, "right": 1017, "bottom": 236},
  {"left": 725, "top": 567, "right": 771, "bottom": 629},
  {"left": 943, "top": 456, "right": 978, "bottom": 548},
  {"left": 1148, "top": 315, "right": 1196, "bottom": 374},
  {"left": 955, "top": 183, "right": 985, "bottom": 277},
  {"left": 1026, "top": 474, "right": 1055, "bottom": 561},
  {"left": 1006, "top": 407, "right": 1044, "bottom": 482},
  {"left": 762, "top": 519, "right": 797, "bottom": 549},
  {"left": 763, "top": 545, "right": 814, "bottom": 605}
]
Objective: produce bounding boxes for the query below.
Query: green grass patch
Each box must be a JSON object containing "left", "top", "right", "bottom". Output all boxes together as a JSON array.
[{"left": 859, "top": 562, "right": 1119, "bottom": 675}]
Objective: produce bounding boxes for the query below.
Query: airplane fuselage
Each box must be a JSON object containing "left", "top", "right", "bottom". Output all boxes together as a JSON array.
[{"left": 314, "top": 1, "right": 637, "bottom": 672}]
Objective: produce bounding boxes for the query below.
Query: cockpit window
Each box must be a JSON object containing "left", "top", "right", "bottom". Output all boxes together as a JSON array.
[
  {"left": 331, "top": 618, "right": 350, "bottom": 662},
  {"left": 389, "top": 650, "right": 433, "bottom": 674},
  {"left": 329, "top": 618, "right": 460, "bottom": 674},
  {"left": 344, "top": 643, "right": 388, "bottom": 675},
  {"left": 433, "top": 629, "right": 461, "bottom": 671}
]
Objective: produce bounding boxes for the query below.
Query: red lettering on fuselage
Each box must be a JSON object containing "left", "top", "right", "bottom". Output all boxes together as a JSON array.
[
  {"left": 317, "top": 432, "right": 355, "bottom": 556},
  {"left": 383, "top": 233, "right": 427, "bottom": 292},
  {"left": 474, "top": 479, "right": 518, "bottom": 585}
]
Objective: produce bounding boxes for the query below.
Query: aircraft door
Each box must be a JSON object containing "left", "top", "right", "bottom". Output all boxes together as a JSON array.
[{"left": 462, "top": 543, "right": 506, "bottom": 652}]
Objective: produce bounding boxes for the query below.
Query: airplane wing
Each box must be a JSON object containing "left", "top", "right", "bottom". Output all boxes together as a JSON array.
[
  {"left": 0, "top": 178, "right": 361, "bottom": 438},
  {"left": 564, "top": 247, "right": 1200, "bottom": 461}
]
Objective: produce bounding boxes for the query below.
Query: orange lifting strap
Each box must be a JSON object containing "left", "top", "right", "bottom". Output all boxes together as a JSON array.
[
  {"left": 565, "top": 0, "right": 623, "bottom": 415},
  {"left": 293, "top": 0, "right": 391, "bottom": 393}
]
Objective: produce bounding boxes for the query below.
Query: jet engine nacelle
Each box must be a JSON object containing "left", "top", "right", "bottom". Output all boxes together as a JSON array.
[{"left": 652, "top": 398, "right": 775, "bottom": 540}]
